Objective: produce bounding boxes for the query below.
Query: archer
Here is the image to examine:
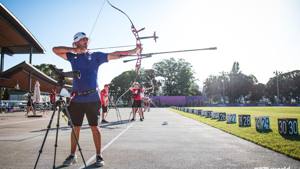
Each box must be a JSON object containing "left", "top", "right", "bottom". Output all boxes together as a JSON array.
[
  {"left": 129, "top": 82, "right": 152, "bottom": 121},
  {"left": 52, "top": 32, "right": 141, "bottom": 167}
]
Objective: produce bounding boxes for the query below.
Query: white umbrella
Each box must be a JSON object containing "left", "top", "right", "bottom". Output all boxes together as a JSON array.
[
  {"left": 60, "top": 88, "right": 70, "bottom": 97},
  {"left": 33, "top": 81, "right": 41, "bottom": 103}
]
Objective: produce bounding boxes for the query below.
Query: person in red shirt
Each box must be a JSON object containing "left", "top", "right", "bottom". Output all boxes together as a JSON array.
[
  {"left": 129, "top": 82, "right": 144, "bottom": 121},
  {"left": 100, "top": 84, "right": 110, "bottom": 123},
  {"left": 50, "top": 89, "right": 56, "bottom": 110}
]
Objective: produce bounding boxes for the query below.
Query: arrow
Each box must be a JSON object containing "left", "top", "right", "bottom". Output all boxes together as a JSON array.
[{"left": 123, "top": 47, "right": 217, "bottom": 63}]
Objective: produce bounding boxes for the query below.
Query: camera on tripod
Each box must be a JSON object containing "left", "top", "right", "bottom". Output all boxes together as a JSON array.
[
  {"left": 33, "top": 66, "right": 87, "bottom": 169},
  {"left": 49, "top": 65, "right": 81, "bottom": 87}
]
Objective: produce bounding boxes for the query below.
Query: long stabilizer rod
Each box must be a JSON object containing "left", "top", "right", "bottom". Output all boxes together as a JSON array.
[{"left": 123, "top": 47, "right": 217, "bottom": 63}]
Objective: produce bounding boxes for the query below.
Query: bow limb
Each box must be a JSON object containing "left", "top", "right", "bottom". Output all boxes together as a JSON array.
[
  {"left": 106, "top": 0, "right": 142, "bottom": 77},
  {"left": 107, "top": 0, "right": 143, "bottom": 107}
]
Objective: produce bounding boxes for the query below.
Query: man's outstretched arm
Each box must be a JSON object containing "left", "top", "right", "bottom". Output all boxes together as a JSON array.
[{"left": 108, "top": 47, "right": 142, "bottom": 61}]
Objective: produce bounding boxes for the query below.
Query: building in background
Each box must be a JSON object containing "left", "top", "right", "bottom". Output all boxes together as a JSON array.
[{"left": 0, "top": 3, "right": 71, "bottom": 112}]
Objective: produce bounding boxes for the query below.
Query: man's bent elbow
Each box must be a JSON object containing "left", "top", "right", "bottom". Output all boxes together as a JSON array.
[{"left": 52, "top": 47, "right": 67, "bottom": 60}]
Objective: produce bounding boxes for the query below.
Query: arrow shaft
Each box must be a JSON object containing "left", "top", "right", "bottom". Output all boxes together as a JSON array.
[
  {"left": 146, "top": 47, "right": 217, "bottom": 56},
  {"left": 123, "top": 55, "right": 152, "bottom": 63},
  {"left": 123, "top": 47, "right": 217, "bottom": 63}
]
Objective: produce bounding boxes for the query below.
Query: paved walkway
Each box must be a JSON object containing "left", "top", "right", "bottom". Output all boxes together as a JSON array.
[{"left": 0, "top": 108, "right": 299, "bottom": 169}]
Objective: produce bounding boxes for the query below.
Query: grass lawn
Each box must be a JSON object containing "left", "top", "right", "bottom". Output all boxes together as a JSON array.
[{"left": 172, "top": 107, "right": 300, "bottom": 160}]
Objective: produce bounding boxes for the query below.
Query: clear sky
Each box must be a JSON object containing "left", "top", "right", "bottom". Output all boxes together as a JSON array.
[{"left": 1, "top": 0, "right": 300, "bottom": 88}]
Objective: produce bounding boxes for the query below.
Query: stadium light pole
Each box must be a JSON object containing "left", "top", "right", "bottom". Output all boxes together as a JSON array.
[
  {"left": 221, "top": 79, "right": 225, "bottom": 104},
  {"left": 273, "top": 70, "right": 282, "bottom": 104}
]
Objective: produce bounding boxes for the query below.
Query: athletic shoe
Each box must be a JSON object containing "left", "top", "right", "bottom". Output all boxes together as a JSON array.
[
  {"left": 63, "top": 154, "right": 77, "bottom": 166},
  {"left": 101, "top": 119, "right": 109, "bottom": 124},
  {"left": 95, "top": 155, "right": 105, "bottom": 167}
]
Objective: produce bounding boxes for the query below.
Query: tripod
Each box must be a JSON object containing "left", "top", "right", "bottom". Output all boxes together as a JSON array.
[
  {"left": 33, "top": 89, "right": 86, "bottom": 169},
  {"left": 114, "top": 88, "right": 134, "bottom": 123},
  {"left": 107, "top": 95, "right": 122, "bottom": 123}
]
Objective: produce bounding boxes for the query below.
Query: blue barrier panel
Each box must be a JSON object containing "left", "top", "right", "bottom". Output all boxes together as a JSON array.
[
  {"left": 255, "top": 116, "right": 270, "bottom": 132},
  {"left": 218, "top": 112, "right": 226, "bottom": 121},
  {"left": 227, "top": 114, "right": 236, "bottom": 124},
  {"left": 278, "top": 118, "right": 298, "bottom": 137},
  {"left": 238, "top": 115, "right": 251, "bottom": 127},
  {"left": 205, "top": 111, "right": 212, "bottom": 118},
  {"left": 211, "top": 112, "right": 219, "bottom": 119}
]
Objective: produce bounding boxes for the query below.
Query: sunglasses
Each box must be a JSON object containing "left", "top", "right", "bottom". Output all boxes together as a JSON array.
[{"left": 81, "top": 37, "right": 89, "bottom": 41}]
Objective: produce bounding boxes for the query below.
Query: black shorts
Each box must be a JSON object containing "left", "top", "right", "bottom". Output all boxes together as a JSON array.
[
  {"left": 68, "top": 101, "right": 100, "bottom": 126},
  {"left": 132, "top": 100, "right": 142, "bottom": 108},
  {"left": 27, "top": 101, "right": 32, "bottom": 107},
  {"left": 102, "top": 105, "right": 108, "bottom": 113}
]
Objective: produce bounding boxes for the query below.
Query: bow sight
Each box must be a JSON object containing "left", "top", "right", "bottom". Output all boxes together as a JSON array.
[{"left": 138, "top": 31, "right": 158, "bottom": 42}]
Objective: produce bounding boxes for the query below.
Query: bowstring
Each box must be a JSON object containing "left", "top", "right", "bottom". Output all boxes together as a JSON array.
[{"left": 89, "top": 0, "right": 107, "bottom": 39}]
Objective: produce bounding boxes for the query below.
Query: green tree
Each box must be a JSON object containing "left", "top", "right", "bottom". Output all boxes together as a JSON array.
[
  {"left": 203, "top": 73, "right": 228, "bottom": 103},
  {"left": 34, "top": 64, "right": 56, "bottom": 78},
  {"left": 266, "top": 70, "right": 300, "bottom": 103},
  {"left": 249, "top": 83, "right": 266, "bottom": 103},
  {"left": 110, "top": 70, "right": 136, "bottom": 104},
  {"left": 139, "top": 69, "right": 159, "bottom": 96},
  {"left": 153, "top": 58, "right": 200, "bottom": 96},
  {"left": 34, "top": 64, "right": 72, "bottom": 85},
  {"left": 109, "top": 69, "right": 159, "bottom": 105},
  {"left": 203, "top": 62, "right": 259, "bottom": 103},
  {"left": 231, "top": 61, "right": 240, "bottom": 74},
  {"left": 227, "top": 72, "right": 257, "bottom": 103},
  {"left": 189, "top": 83, "right": 201, "bottom": 96}
]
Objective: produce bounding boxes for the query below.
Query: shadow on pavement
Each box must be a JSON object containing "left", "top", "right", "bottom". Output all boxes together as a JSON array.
[
  {"left": 30, "top": 119, "right": 131, "bottom": 133},
  {"left": 83, "top": 162, "right": 101, "bottom": 169},
  {"left": 100, "top": 120, "right": 130, "bottom": 129},
  {"left": 54, "top": 164, "right": 68, "bottom": 169},
  {"left": 30, "top": 126, "right": 71, "bottom": 133}
]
